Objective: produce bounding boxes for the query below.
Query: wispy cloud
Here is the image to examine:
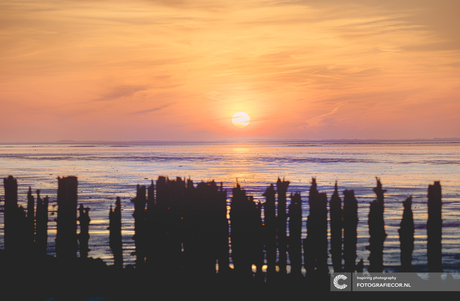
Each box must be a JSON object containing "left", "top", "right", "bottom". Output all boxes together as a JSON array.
[
  {"left": 131, "top": 103, "right": 174, "bottom": 114},
  {"left": 94, "top": 85, "right": 149, "bottom": 102},
  {"left": 305, "top": 102, "right": 347, "bottom": 128}
]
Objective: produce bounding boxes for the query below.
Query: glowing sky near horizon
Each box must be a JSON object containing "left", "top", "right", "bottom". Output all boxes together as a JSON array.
[{"left": 1, "top": 0, "right": 459, "bottom": 142}]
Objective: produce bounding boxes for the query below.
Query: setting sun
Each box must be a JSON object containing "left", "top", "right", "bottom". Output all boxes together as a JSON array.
[{"left": 232, "top": 112, "right": 250, "bottom": 128}]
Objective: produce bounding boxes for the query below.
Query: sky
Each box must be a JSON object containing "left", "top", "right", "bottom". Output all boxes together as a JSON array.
[{"left": 1, "top": 0, "right": 460, "bottom": 142}]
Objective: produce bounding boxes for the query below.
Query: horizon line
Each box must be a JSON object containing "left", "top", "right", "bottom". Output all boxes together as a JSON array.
[{"left": 1, "top": 137, "right": 460, "bottom": 145}]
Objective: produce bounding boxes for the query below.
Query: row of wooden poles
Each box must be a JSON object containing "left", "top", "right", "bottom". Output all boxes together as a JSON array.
[
  {"left": 1, "top": 175, "right": 443, "bottom": 280},
  {"left": 2, "top": 176, "right": 90, "bottom": 261}
]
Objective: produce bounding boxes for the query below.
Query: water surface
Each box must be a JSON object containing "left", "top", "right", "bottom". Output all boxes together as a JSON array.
[{"left": 0, "top": 141, "right": 459, "bottom": 274}]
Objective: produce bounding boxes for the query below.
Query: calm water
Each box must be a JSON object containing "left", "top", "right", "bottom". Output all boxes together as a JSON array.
[{"left": 0, "top": 141, "right": 459, "bottom": 274}]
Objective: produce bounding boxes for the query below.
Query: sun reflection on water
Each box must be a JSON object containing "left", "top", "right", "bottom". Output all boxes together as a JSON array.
[{"left": 0, "top": 142, "right": 459, "bottom": 271}]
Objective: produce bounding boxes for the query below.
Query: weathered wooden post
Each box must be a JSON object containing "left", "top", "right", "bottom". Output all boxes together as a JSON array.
[
  {"left": 150, "top": 176, "right": 167, "bottom": 273},
  {"left": 427, "top": 181, "right": 442, "bottom": 272},
  {"left": 276, "top": 178, "right": 290, "bottom": 275},
  {"left": 230, "top": 183, "right": 258, "bottom": 279},
  {"left": 36, "top": 190, "right": 49, "bottom": 255},
  {"left": 78, "top": 204, "right": 90, "bottom": 259},
  {"left": 215, "top": 182, "right": 230, "bottom": 276},
  {"left": 304, "top": 179, "right": 328, "bottom": 275},
  {"left": 56, "top": 176, "right": 78, "bottom": 261},
  {"left": 367, "top": 178, "right": 387, "bottom": 272},
  {"left": 329, "top": 182, "right": 343, "bottom": 272},
  {"left": 343, "top": 189, "right": 358, "bottom": 272},
  {"left": 132, "top": 184, "right": 146, "bottom": 269},
  {"left": 254, "top": 200, "right": 264, "bottom": 279},
  {"left": 27, "top": 187, "right": 35, "bottom": 247},
  {"left": 288, "top": 192, "right": 302, "bottom": 277},
  {"left": 109, "top": 197, "right": 123, "bottom": 269},
  {"left": 145, "top": 181, "right": 155, "bottom": 268},
  {"left": 263, "top": 184, "right": 276, "bottom": 278},
  {"left": 398, "top": 196, "right": 414, "bottom": 271},
  {"left": 3, "top": 176, "right": 19, "bottom": 253}
]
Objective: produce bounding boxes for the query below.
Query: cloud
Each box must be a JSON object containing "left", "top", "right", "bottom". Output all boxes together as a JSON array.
[
  {"left": 131, "top": 103, "right": 175, "bottom": 114},
  {"left": 305, "top": 102, "right": 347, "bottom": 128},
  {"left": 94, "top": 85, "right": 148, "bottom": 102}
]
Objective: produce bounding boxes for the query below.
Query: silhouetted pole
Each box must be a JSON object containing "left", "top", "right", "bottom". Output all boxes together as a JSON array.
[
  {"left": 35, "top": 191, "right": 49, "bottom": 255},
  {"left": 145, "top": 181, "right": 155, "bottom": 268},
  {"left": 149, "top": 177, "right": 185, "bottom": 275},
  {"left": 304, "top": 179, "right": 328, "bottom": 275},
  {"left": 304, "top": 181, "right": 316, "bottom": 274},
  {"left": 78, "top": 204, "right": 90, "bottom": 259},
  {"left": 276, "top": 178, "right": 290, "bottom": 275},
  {"left": 343, "top": 189, "right": 358, "bottom": 272},
  {"left": 3, "top": 176, "right": 19, "bottom": 253},
  {"left": 181, "top": 179, "right": 194, "bottom": 274},
  {"left": 398, "top": 196, "right": 414, "bottom": 271},
  {"left": 166, "top": 177, "right": 185, "bottom": 274},
  {"left": 56, "top": 176, "right": 78, "bottom": 261},
  {"left": 288, "top": 192, "right": 302, "bottom": 277},
  {"left": 367, "top": 178, "right": 387, "bottom": 272},
  {"left": 230, "top": 183, "right": 258, "bottom": 280},
  {"left": 184, "top": 180, "right": 225, "bottom": 277},
  {"left": 305, "top": 178, "right": 329, "bottom": 274},
  {"left": 254, "top": 200, "right": 264, "bottom": 279},
  {"left": 263, "top": 184, "right": 276, "bottom": 278},
  {"left": 329, "top": 182, "right": 343, "bottom": 272},
  {"left": 151, "top": 176, "right": 169, "bottom": 273},
  {"left": 17, "top": 206, "right": 28, "bottom": 256},
  {"left": 216, "top": 182, "right": 230, "bottom": 276},
  {"left": 147, "top": 180, "right": 155, "bottom": 216},
  {"left": 109, "top": 197, "right": 123, "bottom": 269},
  {"left": 27, "top": 187, "right": 35, "bottom": 247},
  {"left": 184, "top": 180, "right": 230, "bottom": 276},
  {"left": 132, "top": 184, "right": 146, "bottom": 269},
  {"left": 427, "top": 181, "right": 442, "bottom": 272},
  {"left": 3, "top": 176, "right": 28, "bottom": 257}
]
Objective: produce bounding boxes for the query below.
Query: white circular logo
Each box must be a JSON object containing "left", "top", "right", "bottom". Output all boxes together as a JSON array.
[{"left": 333, "top": 274, "right": 348, "bottom": 290}]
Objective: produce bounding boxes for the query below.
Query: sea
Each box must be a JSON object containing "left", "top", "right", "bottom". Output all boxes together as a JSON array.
[{"left": 0, "top": 140, "right": 459, "bottom": 276}]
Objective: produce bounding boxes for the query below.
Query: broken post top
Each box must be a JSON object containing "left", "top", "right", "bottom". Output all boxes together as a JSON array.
[
  {"left": 4, "top": 175, "right": 17, "bottom": 185},
  {"left": 370, "top": 179, "right": 386, "bottom": 220},
  {"left": 276, "top": 177, "right": 290, "bottom": 192},
  {"left": 343, "top": 189, "right": 358, "bottom": 217},
  {"left": 332, "top": 181, "right": 339, "bottom": 196},
  {"left": 373, "top": 178, "right": 386, "bottom": 197},
  {"left": 343, "top": 189, "right": 355, "bottom": 198},
  {"left": 310, "top": 177, "right": 317, "bottom": 190},
  {"left": 3, "top": 176, "right": 18, "bottom": 203},
  {"left": 263, "top": 184, "right": 276, "bottom": 198},
  {"left": 428, "top": 181, "right": 442, "bottom": 199},
  {"left": 232, "top": 183, "right": 247, "bottom": 199},
  {"left": 290, "top": 192, "right": 301, "bottom": 204},
  {"left": 78, "top": 204, "right": 90, "bottom": 222},
  {"left": 57, "top": 176, "right": 78, "bottom": 191},
  {"left": 58, "top": 176, "right": 78, "bottom": 182},
  {"left": 57, "top": 176, "right": 78, "bottom": 209},
  {"left": 330, "top": 182, "right": 342, "bottom": 212},
  {"left": 403, "top": 196, "right": 412, "bottom": 209}
]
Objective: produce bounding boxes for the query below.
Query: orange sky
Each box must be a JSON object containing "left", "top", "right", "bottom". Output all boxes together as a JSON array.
[{"left": 1, "top": 0, "right": 460, "bottom": 142}]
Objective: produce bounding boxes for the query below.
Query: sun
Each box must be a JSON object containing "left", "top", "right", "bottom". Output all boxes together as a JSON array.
[{"left": 232, "top": 112, "right": 250, "bottom": 128}]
